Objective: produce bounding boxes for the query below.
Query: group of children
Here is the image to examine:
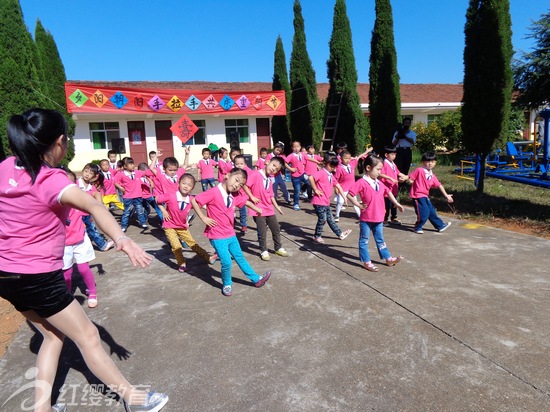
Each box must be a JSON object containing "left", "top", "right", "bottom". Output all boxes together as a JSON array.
[{"left": 64, "top": 141, "right": 453, "bottom": 301}]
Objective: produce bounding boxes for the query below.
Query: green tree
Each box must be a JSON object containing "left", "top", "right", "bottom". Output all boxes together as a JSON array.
[
  {"left": 462, "top": 0, "right": 513, "bottom": 192},
  {"left": 325, "top": 0, "right": 368, "bottom": 154},
  {"left": 0, "top": 0, "right": 46, "bottom": 159},
  {"left": 368, "top": 0, "right": 401, "bottom": 153},
  {"left": 513, "top": 12, "right": 550, "bottom": 109},
  {"left": 271, "top": 35, "right": 291, "bottom": 149},
  {"left": 34, "top": 19, "right": 75, "bottom": 165},
  {"left": 289, "top": 0, "right": 322, "bottom": 150}
]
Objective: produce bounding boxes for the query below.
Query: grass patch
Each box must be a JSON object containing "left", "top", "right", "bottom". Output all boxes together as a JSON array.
[{"left": 401, "top": 154, "right": 550, "bottom": 238}]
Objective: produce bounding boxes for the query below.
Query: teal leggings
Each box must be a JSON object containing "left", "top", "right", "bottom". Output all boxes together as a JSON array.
[{"left": 210, "top": 236, "right": 260, "bottom": 287}]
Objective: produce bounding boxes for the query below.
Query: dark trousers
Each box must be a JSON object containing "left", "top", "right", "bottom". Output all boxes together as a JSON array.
[
  {"left": 253, "top": 215, "right": 282, "bottom": 252},
  {"left": 412, "top": 197, "right": 445, "bottom": 231},
  {"left": 395, "top": 147, "right": 413, "bottom": 175}
]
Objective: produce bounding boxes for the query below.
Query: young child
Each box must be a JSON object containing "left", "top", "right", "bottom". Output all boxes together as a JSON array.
[
  {"left": 335, "top": 141, "right": 348, "bottom": 162},
  {"left": 347, "top": 155, "right": 404, "bottom": 272},
  {"left": 408, "top": 151, "right": 453, "bottom": 234},
  {"left": 156, "top": 173, "right": 217, "bottom": 272},
  {"left": 255, "top": 147, "right": 268, "bottom": 170},
  {"left": 333, "top": 149, "right": 371, "bottom": 222},
  {"left": 379, "top": 145, "right": 407, "bottom": 226},
  {"left": 63, "top": 170, "right": 100, "bottom": 308},
  {"left": 303, "top": 145, "right": 323, "bottom": 199},
  {"left": 191, "top": 168, "right": 271, "bottom": 297},
  {"left": 107, "top": 149, "right": 118, "bottom": 170},
  {"left": 148, "top": 148, "right": 190, "bottom": 196},
  {"left": 114, "top": 157, "right": 149, "bottom": 232},
  {"left": 232, "top": 152, "right": 250, "bottom": 233},
  {"left": 99, "top": 159, "right": 124, "bottom": 211},
  {"left": 285, "top": 140, "right": 308, "bottom": 211},
  {"left": 309, "top": 152, "right": 352, "bottom": 243},
  {"left": 78, "top": 163, "right": 114, "bottom": 251},
  {"left": 138, "top": 162, "right": 164, "bottom": 225},
  {"left": 266, "top": 142, "right": 291, "bottom": 203},
  {"left": 148, "top": 150, "right": 161, "bottom": 170},
  {"left": 244, "top": 156, "right": 288, "bottom": 261},
  {"left": 197, "top": 147, "right": 218, "bottom": 191},
  {"left": 217, "top": 147, "right": 232, "bottom": 182}
]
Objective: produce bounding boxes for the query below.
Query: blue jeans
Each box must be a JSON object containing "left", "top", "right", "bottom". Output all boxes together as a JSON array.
[
  {"left": 210, "top": 236, "right": 260, "bottom": 287},
  {"left": 201, "top": 178, "right": 216, "bottom": 192},
  {"left": 291, "top": 174, "right": 308, "bottom": 207},
  {"left": 412, "top": 197, "right": 445, "bottom": 231},
  {"left": 272, "top": 174, "right": 290, "bottom": 201},
  {"left": 82, "top": 215, "right": 107, "bottom": 250},
  {"left": 142, "top": 197, "right": 163, "bottom": 221},
  {"left": 359, "top": 221, "right": 391, "bottom": 263},
  {"left": 239, "top": 206, "right": 247, "bottom": 228},
  {"left": 313, "top": 205, "right": 343, "bottom": 238},
  {"left": 121, "top": 197, "right": 147, "bottom": 229}
]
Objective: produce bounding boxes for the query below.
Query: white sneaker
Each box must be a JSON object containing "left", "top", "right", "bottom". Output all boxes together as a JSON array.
[
  {"left": 275, "top": 248, "right": 289, "bottom": 257},
  {"left": 260, "top": 251, "right": 270, "bottom": 261},
  {"left": 339, "top": 229, "right": 352, "bottom": 240},
  {"left": 123, "top": 391, "right": 168, "bottom": 412},
  {"left": 438, "top": 222, "right": 452, "bottom": 232}
]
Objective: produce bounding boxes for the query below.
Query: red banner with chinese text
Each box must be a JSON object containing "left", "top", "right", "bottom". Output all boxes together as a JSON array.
[{"left": 65, "top": 83, "right": 286, "bottom": 116}]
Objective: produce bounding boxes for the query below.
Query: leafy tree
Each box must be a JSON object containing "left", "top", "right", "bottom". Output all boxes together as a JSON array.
[
  {"left": 34, "top": 19, "right": 75, "bottom": 165},
  {"left": 437, "top": 109, "right": 463, "bottom": 152},
  {"left": 462, "top": 0, "right": 513, "bottom": 192},
  {"left": 271, "top": 36, "right": 291, "bottom": 149},
  {"left": 368, "top": 0, "right": 401, "bottom": 153},
  {"left": 325, "top": 0, "right": 368, "bottom": 154},
  {"left": 513, "top": 12, "right": 550, "bottom": 109},
  {"left": 289, "top": 0, "right": 322, "bottom": 150},
  {"left": 0, "top": 0, "right": 46, "bottom": 159}
]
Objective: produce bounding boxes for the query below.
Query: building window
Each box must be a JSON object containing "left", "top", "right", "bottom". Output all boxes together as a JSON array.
[
  {"left": 427, "top": 114, "right": 441, "bottom": 125},
  {"left": 186, "top": 120, "right": 206, "bottom": 145},
  {"left": 89, "top": 122, "right": 120, "bottom": 150},
  {"left": 225, "top": 119, "right": 249, "bottom": 145}
]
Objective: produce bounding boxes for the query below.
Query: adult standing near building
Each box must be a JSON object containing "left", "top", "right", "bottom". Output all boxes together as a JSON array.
[{"left": 392, "top": 117, "right": 416, "bottom": 175}]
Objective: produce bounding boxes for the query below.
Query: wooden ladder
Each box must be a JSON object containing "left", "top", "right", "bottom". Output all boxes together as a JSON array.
[{"left": 320, "top": 92, "right": 343, "bottom": 153}]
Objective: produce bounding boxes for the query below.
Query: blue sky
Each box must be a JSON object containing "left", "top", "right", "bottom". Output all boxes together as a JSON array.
[{"left": 19, "top": 0, "right": 548, "bottom": 84}]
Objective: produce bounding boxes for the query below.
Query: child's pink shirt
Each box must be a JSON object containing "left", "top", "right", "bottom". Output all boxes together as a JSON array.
[
  {"left": 194, "top": 184, "right": 248, "bottom": 239},
  {"left": 409, "top": 167, "right": 441, "bottom": 199},
  {"left": 246, "top": 169, "right": 275, "bottom": 217},
  {"left": 348, "top": 176, "right": 389, "bottom": 223},
  {"left": 101, "top": 170, "right": 117, "bottom": 195},
  {"left": 311, "top": 168, "right": 338, "bottom": 207},
  {"left": 148, "top": 167, "right": 186, "bottom": 195},
  {"left": 77, "top": 177, "right": 99, "bottom": 215},
  {"left": 140, "top": 176, "right": 153, "bottom": 198},
  {"left": 65, "top": 207, "right": 86, "bottom": 246},
  {"left": 255, "top": 157, "right": 267, "bottom": 170},
  {"left": 198, "top": 158, "right": 218, "bottom": 179},
  {"left": 335, "top": 159, "right": 358, "bottom": 192},
  {"left": 0, "top": 157, "right": 74, "bottom": 274},
  {"left": 114, "top": 170, "right": 145, "bottom": 199},
  {"left": 217, "top": 159, "right": 232, "bottom": 182},
  {"left": 304, "top": 154, "right": 322, "bottom": 175},
  {"left": 157, "top": 192, "right": 193, "bottom": 229},
  {"left": 381, "top": 159, "right": 400, "bottom": 196},
  {"left": 285, "top": 152, "right": 307, "bottom": 177}
]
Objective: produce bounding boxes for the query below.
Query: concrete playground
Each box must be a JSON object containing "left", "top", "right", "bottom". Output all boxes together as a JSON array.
[{"left": 1, "top": 195, "right": 550, "bottom": 411}]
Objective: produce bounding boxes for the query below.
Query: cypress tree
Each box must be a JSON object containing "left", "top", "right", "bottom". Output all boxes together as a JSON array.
[
  {"left": 0, "top": 0, "right": 45, "bottom": 158},
  {"left": 326, "top": 0, "right": 368, "bottom": 154},
  {"left": 289, "top": 0, "right": 322, "bottom": 151},
  {"left": 462, "top": 0, "right": 513, "bottom": 192},
  {"left": 368, "top": 0, "right": 401, "bottom": 153},
  {"left": 34, "top": 19, "right": 75, "bottom": 165},
  {"left": 271, "top": 35, "right": 292, "bottom": 149}
]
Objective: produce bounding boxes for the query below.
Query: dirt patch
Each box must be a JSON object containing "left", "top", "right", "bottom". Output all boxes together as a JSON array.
[{"left": 0, "top": 298, "right": 25, "bottom": 358}]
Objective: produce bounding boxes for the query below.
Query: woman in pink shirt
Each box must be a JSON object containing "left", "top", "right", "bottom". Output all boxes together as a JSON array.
[
  {"left": 347, "top": 154, "right": 404, "bottom": 272},
  {"left": 0, "top": 109, "right": 167, "bottom": 412},
  {"left": 191, "top": 168, "right": 271, "bottom": 297},
  {"left": 308, "top": 153, "right": 352, "bottom": 244}
]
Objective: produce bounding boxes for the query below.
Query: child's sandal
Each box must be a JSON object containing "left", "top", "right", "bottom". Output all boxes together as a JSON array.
[
  {"left": 87, "top": 295, "right": 98, "bottom": 308},
  {"left": 386, "top": 256, "right": 404, "bottom": 267},
  {"left": 363, "top": 262, "right": 379, "bottom": 272}
]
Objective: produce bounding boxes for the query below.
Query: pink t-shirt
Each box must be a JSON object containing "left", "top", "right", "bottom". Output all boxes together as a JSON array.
[
  {"left": 217, "top": 159, "right": 233, "bottom": 182},
  {"left": 380, "top": 159, "right": 400, "bottom": 196},
  {"left": 157, "top": 192, "right": 193, "bottom": 229},
  {"left": 65, "top": 207, "right": 86, "bottom": 246},
  {"left": 255, "top": 157, "right": 267, "bottom": 170},
  {"left": 246, "top": 169, "right": 275, "bottom": 217},
  {"left": 148, "top": 167, "right": 186, "bottom": 196},
  {"left": 101, "top": 170, "right": 117, "bottom": 195},
  {"left": 285, "top": 152, "right": 307, "bottom": 177},
  {"left": 140, "top": 176, "right": 153, "bottom": 198},
  {"left": 114, "top": 169, "right": 145, "bottom": 199},
  {"left": 311, "top": 168, "right": 338, "bottom": 207},
  {"left": 194, "top": 184, "right": 248, "bottom": 240},
  {"left": 0, "top": 157, "right": 74, "bottom": 274},
  {"left": 304, "top": 154, "right": 322, "bottom": 175},
  {"left": 198, "top": 158, "right": 218, "bottom": 180},
  {"left": 348, "top": 176, "right": 389, "bottom": 223},
  {"left": 409, "top": 167, "right": 441, "bottom": 199},
  {"left": 335, "top": 159, "right": 358, "bottom": 192}
]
